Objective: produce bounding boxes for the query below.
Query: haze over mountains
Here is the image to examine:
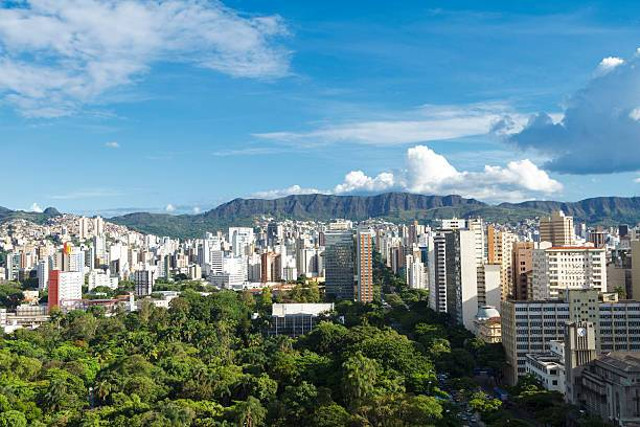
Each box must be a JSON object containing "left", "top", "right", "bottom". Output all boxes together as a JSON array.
[{"left": 4, "top": 193, "right": 640, "bottom": 238}]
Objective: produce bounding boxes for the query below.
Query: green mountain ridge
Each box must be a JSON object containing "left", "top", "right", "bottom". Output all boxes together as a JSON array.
[
  {"left": 3, "top": 193, "right": 640, "bottom": 238},
  {"left": 109, "top": 193, "right": 640, "bottom": 238},
  {"left": 0, "top": 206, "right": 61, "bottom": 225}
]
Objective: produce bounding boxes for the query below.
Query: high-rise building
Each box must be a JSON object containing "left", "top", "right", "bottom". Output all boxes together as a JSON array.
[
  {"left": 532, "top": 246, "right": 606, "bottom": 299},
  {"left": 631, "top": 240, "right": 640, "bottom": 299},
  {"left": 133, "top": 269, "right": 156, "bottom": 296},
  {"left": 477, "top": 264, "right": 501, "bottom": 308},
  {"left": 513, "top": 242, "right": 535, "bottom": 300},
  {"left": 501, "top": 290, "right": 640, "bottom": 385},
  {"left": 93, "top": 216, "right": 104, "bottom": 237},
  {"left": 37, "top": 259, "right": 49, "bottom": 290},
  {"left": 405, "top": 254, "right": 427, "bottom": 290},
  {"left": 487, "top": 226, "right": 518, "bottom": 300},
  {"left": 324, "top": 230, "right": 355, "bottom": 300},
  {"left": 540, "top": 211, "right": 575, "bottom": 246},
  {"left": 356, "top": 228, "right": 374, "bottom": 303},
  {"left": 79, "top": 217, "right": 89, "bottom": 240},
  {"left": 48, "top": 270, "right": 83, "bottom": 310},
  {"left": 261, "top": 252, "right": 280, "bottom": 283},
  {"left": 467, "top": 218, "right": 486, "bottom": 266},
  {"left": 429, "top": 229, "right": 479, "bottom": 330},
  {"left": 229, "top": 227, "right": 254, "bottom": 257},
  {"left": 429, "top": 231, "right": 448, "bottom": 313}
]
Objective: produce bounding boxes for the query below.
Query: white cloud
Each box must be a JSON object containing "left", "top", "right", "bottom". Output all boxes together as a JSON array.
[
  {"left": 595, "top": 56, "right": 625, "bottom": 76},
  {"left": 49, "top": 189, "right": 120, "bottom": 200},
  {"left": 193, "top": 206, "right": 201, "bottom": 214},
  {"left": 105, "top": 141, "right": 120, "bottom": 148},
  {"left": 255, "top": 103, "right": 526, "bottom": 146},
  {"left": 333, "top": 171, "right": 395, "bottom": 194},
  {"left": 510, "top": 52, "right": 640, "bottom": 174},
  {"left": 165, "top": 204, "right": 176, "bottom": 213},
  {"left": 0, "top": 0, "right": 290, "bottom": 117},
  {"left": 29, "top": 202, "right": 43, "bottom": 213},
  {"left": 252, "top": 185, "right": 322, "bottom": 199},
  {"left": 257, "top": 145, "right": 562, "bottom": 202}
]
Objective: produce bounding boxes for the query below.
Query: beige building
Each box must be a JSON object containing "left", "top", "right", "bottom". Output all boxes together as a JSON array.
[
  {"left": 578, "top": 353, "right": 640, "bottom": 425},
  {"left": 502, "top": 290, "right": 640, "bottom": 385},
  {"left": 539, "top": 210, "right": 575, "bottom": 246},
  {"left": 513, "top": 242, "right": 535, "bottom": 300},
  {"left": 356, "top": 228, "right": 374, "bottom": 303},
  {"left": 487, "top": 226, "right": 518, "bottom": 300},
  {"left": 474, "top": 306, "right": 502, "bottom": 344},
  {"left": 631, "top": 240, "right": 640, "bottom": 299},
  {"left": 532, "top": 246, "right": 606, "bottom": 299}
]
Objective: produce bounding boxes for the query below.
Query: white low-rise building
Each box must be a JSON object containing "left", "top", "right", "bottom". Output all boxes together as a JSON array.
[
  {"left": 88, "top": 269, "right": 119, "bottom": 290},
  {"left": 525, "top": 340, "right": 566, "bottom": 393}
]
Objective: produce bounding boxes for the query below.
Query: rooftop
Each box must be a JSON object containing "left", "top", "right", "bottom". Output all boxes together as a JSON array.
[
  {"left": 598, "top": 352, "right": 640, "bottom": 372},
  {"left": 272, "top": 303, "right": 335, "bottom": 317}
]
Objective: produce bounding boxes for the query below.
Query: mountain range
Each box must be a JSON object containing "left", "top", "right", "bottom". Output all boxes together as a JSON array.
[
  {"left": 111, "top": 193, "right": 640, "bottom": 237},
  {"left": 3, "top": 193, "right": 640, "bottom": 238}
]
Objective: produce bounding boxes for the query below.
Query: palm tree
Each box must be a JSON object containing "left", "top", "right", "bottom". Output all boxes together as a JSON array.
[{"left": 234, "top": 396, "right": 266, "bottom": 427}]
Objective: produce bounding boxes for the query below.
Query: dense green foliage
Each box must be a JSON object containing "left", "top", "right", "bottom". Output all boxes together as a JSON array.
[{"left": 0, "top": 284, "right": 458, "bottom": 426}]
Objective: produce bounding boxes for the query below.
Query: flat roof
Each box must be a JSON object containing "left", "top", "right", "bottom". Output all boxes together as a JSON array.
[{"left": 272, "top": 303, "right": 335, "bottom": 317}]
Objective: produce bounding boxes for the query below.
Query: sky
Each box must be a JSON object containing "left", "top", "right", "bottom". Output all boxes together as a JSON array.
[{"left": 3, "top": 0, "right": 640, "bottom": 216}]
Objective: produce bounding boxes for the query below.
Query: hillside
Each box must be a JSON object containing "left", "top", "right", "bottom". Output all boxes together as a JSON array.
[
  {"left": 3, "top": 194, "right": 638, "bottom": 238},
  {"left": 0, "top": 206, "right": 61, "bottom": 224},
  {"left": 108, "top": 193, "right": 640, "bottom": 238}
]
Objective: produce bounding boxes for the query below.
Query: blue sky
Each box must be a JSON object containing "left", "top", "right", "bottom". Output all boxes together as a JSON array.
[{"left": 2, "top": 0, "right": 640, "bottom": 215}]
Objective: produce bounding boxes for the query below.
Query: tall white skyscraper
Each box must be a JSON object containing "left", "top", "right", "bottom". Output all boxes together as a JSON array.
[{"left": 229, "top": 227, "right": 254, "bottom": 257}]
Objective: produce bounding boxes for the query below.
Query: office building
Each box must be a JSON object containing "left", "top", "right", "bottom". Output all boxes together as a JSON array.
[
  {"left": 324, "top": 230, "right": 355, "bottom": 300},
  {"left": 269, "top": 303, "right": 335, "bottom": 337},
  {"left": 513, "top": 242, "right": 535, "bottom": 300},
  {"left": 487, "top": 226, "right": 518, "bottom": 300},
  {"left": 540, "top": 211, "right": 575, "bottom": 246},
  {"left": 502, "top": 290, "right": 640, "bottom": 385},
  {"left": 429, "top": 229, "right": 479, "bottom": 331},
  {"left": 532, "top": 246, "right": 606, "bottom": 299},
  {"left": 577, "top": 353, "right": 640, "bottom": 425},
  {"left": 356, "top": 228, "right": 374, "bottom": 303},
  {"left": 48, "top": 270, "right": 83, "bottom": 310},
  {"left": 261, "top": 252, "right": 280, "bottom": 283},
  {"left": 133, "top": 269, "right": 156, "bottom": 296}
]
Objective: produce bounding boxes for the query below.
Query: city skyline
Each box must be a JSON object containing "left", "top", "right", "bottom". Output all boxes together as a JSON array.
[{"left": 4, "top": 1, "right": 640, "bottom": 215}]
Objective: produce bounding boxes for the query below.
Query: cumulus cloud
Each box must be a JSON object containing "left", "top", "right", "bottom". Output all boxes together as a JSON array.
[
  {"left": 252, "top": 185, "right": 322, "bottom": 199},
  {"left": 254, "top": 103, "right": 526, "bottom": 146},
  {"left": 29, "top": 202, "right": 43, "bottom": 213},
  {"left": 595, "top": 56, "right": 625, "bottom": 76},
  {"left": 193, "top": 206, "right": 201, "bottom": 214},
  {"left": 105, "top": 141, "right": 120, "bottom": 148},
  {"left": 256, "top": 145, "right": 562, "bottom": 202},
  {"left": 509, "top": 52, "right": 640, "bottom": 174},
  {"left": 0, "top": 0, "right": 290, "bottom": 117},
  {"left": 165, "top": 204, "right": 176, "bottom": 213},
  {"left": 333, "top": 171, "right": 395, "bottom": 193}
]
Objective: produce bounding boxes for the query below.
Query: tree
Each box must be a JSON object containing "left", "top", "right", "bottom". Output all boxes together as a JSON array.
[
  {"left": 232, "top": 396, "right": 266, "bottom": 427},
  {"left": 0, "top": 283, "right": 23, "bottom": 309},
  {"left": 0, "top": 411, "right": 27, "bottom": 427},
  {"left": 469, "top": 391, "right": 502, "bottom": 416},
  {"left": 614, "top": 286, "right": 627, "bottom": 299},
  {"left": 341, "top": 351, "right": 380, "bottom": 411},
  {"left": 312, "top": 404, "right": 351, "bottom": 427}
]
